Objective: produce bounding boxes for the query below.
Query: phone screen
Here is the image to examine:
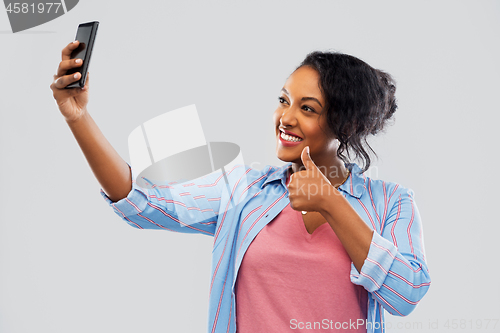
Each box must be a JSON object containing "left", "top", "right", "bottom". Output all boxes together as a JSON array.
[
  {"left": 65, "top": 21, "right": 98, "bottom": 89},
  {"left": 72, "top": 25, "right": 92, "bottom": 60},
  {"left": 66, "top": 25, "right": 92, "bottom": 76}
]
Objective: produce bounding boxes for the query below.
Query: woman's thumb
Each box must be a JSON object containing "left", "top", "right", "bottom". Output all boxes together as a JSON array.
[{"left": 82, "top": 71, "right": 90, "bottom": 90}]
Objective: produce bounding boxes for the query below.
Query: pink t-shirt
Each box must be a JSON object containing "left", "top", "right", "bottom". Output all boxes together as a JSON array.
[{"left": 235, "top": 188, "right": 368, "bottom": 332}]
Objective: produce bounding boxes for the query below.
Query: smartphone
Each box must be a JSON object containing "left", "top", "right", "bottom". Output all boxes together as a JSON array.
[{"left": 65, "top": 21, "right": 99, "bottom": 89}]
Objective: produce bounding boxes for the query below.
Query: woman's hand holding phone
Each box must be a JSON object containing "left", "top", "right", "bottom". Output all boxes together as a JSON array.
[
  {"left": 50, "top": 37, "right": 132, "bottom": 203},
  {"left": 50, "top": 40, "right": 89, "bottom": 123}
]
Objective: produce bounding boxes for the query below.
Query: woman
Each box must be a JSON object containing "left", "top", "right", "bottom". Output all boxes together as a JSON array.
[{"left": 51, "top": 41, "right": 430, "bottom": 333}]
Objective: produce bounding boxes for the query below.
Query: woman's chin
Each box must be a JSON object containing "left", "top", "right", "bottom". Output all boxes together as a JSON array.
[
  {"left": 275, "top": 150, "right": 297, "bottom": 163},
  {"left": 276, "top": 155, "right": 288, "bottom": 163}
]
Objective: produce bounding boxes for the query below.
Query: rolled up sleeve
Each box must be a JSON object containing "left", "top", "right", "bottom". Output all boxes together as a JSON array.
[
  {"left": 100, "top": 164, "right": 252, "bottom": 236},
  {"left": 100, "top": 164, "right": 225, "bottom": 235},
  {"left": 350, "top": 187, "right": 431, "bottom": 316}
]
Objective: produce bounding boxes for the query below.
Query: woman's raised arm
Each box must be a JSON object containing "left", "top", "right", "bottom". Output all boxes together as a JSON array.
[{"left": 50, "top": 41, "right": 131, "bottom": 202}]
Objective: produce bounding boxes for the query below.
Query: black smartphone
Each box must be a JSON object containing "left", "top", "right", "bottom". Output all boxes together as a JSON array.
[{"left": 65, "top": 21, "right": 99, "bottom": 89}]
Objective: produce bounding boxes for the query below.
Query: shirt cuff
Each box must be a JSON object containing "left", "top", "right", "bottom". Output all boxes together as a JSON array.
[
  {"left": 350, "top": 231, "right": 398, "bottom": 292},
  {"left": 99, "top": 165, "right": 150, "bottom": 217}
]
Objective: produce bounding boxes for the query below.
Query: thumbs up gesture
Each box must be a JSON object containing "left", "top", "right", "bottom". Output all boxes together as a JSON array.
[{"left": 287, "top": 146, "right": 338, "bottom": 213}]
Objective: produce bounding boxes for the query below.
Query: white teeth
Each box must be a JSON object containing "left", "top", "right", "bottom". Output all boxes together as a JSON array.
[{"left": 280, "top": 131, "right": 303, "bottom": 142}]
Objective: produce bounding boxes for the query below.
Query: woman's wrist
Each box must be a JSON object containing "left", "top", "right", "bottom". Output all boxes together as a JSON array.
[
  {"left": 65, "top": 106, "right": 89, "bottom": 125},
  {"left": 317, "top": 186, "right": 344, "bottom": 217}
]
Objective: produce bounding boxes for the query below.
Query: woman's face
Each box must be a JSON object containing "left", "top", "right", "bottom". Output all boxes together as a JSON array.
[{"left": 273, "top": 66, "right": 338, "bottom": 166}]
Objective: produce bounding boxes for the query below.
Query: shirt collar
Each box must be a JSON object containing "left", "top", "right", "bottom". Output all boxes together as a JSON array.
[
  {"left": 261, "top": 163, "right": 293, "bottom": 189},
  {"left": 262, "top": 162, "right": 366, "bottom": 199},
  {"left": 338, "top": 163, "right": 366, "bottom": 199}
]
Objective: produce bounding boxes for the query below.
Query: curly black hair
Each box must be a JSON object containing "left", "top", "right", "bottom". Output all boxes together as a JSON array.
[{"left": 298, "top": 51, "right": 397, "bottom": 173}]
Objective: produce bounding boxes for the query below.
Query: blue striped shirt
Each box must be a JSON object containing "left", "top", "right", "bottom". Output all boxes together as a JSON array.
[{"left": 100, "top": 162, "right": 430, "bottom": 333}]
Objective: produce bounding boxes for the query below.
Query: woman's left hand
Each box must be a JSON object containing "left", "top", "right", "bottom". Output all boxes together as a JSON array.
[{"left": 287, "top": 146, "right": 339, "bottom": 213}]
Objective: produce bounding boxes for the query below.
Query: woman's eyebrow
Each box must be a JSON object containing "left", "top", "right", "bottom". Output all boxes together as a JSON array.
[
  {"left": 301, "top": 97, "right": 323, "bottom": 108},
  {"left": 281, "top": 88, "right": 323, "bottom": 108}
]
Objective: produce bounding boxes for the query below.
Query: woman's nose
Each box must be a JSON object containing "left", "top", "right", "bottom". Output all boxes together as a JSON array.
[{"left": 280, "top": 107, "right": 297, "bottom": 127}]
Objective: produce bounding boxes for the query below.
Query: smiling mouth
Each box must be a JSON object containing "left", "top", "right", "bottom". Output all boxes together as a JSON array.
[{"left": 280, "top": 130, "right": 303, "bottom": 142}]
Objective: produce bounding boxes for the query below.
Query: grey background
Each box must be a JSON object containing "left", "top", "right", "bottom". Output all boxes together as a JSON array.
[{"left": 1, "top": 1, "right": 499, "bottom": 332}]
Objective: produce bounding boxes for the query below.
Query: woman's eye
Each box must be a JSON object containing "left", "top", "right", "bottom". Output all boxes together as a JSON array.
[
  {"left": 303, "top": 105, "right": 315, "bottom": 113},
  {"left": 278, "top": 97, "right": 288, "bottom": 104}
]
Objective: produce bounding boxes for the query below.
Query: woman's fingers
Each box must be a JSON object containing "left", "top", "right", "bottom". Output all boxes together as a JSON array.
[
  {"left": 52, "top": 71, "right": 81, "bottom": 90},
  {"left": 51, "top": 42, "right": 90, "bottom": 123},
  {"left": 53, "top": 41, "right": 83, "bottom": 85},
  {"left": 56, "top": 58, "right": 82, "bottom": 78},
  {"left": 62, "top": 40, "right": 79, "bottom": 61}
]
